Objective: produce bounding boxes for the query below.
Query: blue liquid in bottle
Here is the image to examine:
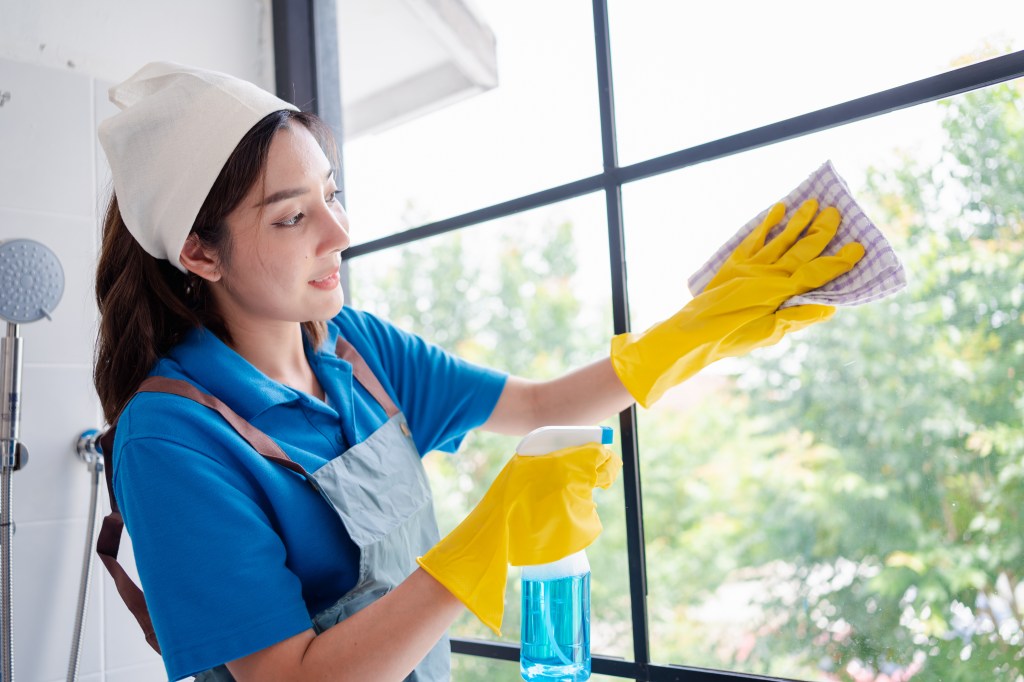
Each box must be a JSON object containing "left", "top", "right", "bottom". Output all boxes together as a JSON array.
[{"left": 520, "top": 571, "right": 591, "bottom": 681}]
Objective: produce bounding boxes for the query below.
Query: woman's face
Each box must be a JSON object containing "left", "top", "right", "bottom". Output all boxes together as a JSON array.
[{"left": 211, "top": 124, "right": 350, "bottom": 335}]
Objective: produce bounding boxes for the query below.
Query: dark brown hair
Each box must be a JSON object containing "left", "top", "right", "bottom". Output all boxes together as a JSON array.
[{"left": 94, "top": 110, "right": 338, "bottom": 423}]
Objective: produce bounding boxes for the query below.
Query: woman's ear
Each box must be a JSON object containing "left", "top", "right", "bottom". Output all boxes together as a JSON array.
[{"left": 179, "top": 233, "right": 222, "bottom": 282}]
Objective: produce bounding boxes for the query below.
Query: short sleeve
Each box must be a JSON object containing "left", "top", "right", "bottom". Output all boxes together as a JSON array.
[
  {"left": 113, "top": 398, "right": 313, "bottom": 679},
  {"left": 333, "top": 308, "right": 508, "bottom": 454}
]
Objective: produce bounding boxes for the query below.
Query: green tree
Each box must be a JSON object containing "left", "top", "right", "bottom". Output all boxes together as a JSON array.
[{"left": 727, "top": 79, "right": 1024, "bottom": 681}]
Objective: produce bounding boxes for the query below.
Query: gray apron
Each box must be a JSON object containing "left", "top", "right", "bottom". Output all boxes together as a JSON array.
[{"left": 98, "top": 338, "right": 450, "bottom": 681}]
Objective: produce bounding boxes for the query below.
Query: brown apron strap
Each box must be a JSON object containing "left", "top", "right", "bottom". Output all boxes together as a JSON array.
[
  {"left": 136, "top": 377, "right": 310, "bottom": 477},
  {"left": 334, "top": 337, "right": 399, "bottom": 418},
  {"left": 98, "top": 417, "right": 163, "bottom": 652},
  {"left": 96, "top": 376, "right": 317, "bottom": 655},
  {"left": 97, "top": 505, "right": 162, "bottom": 652}
]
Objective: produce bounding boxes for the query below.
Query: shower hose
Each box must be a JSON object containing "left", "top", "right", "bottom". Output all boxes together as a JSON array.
[{"left": 67, "top": 430, "right": 103, "bottom": 682}]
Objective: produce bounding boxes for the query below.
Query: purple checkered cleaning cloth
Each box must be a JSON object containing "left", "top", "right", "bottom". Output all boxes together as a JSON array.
[{"left": 688, "top": 160, "right": 906, "bottom": 308}]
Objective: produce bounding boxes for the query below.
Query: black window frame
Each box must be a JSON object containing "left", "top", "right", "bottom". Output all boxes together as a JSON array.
[{"left": 272, "top": 1, "right": 1024, "bottom": 679}]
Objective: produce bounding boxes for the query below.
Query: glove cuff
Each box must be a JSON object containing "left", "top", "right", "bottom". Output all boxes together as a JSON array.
[
  {"left": 610, "top": 330, "right": 712, "bottom": 408},
  {"left": 416, "top": 505, "right": 510, "bottom": 636},
  {"left": 416, "top": 555, "right": 506, "bottom": 636}
]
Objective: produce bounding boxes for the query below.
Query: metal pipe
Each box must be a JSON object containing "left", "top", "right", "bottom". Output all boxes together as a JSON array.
[
  {"left": 1, "top": 321, "right": 23, "bottom": 681},
  {"left": 66, "top": 430, "right": 103, "bottom": 682}
]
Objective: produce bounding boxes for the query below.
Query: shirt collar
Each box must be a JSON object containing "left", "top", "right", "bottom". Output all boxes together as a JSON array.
[{"left": 158, "top": 324, "right": 343, "bottom": 421}]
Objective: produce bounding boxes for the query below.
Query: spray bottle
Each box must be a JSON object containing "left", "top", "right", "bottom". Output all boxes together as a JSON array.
[{"left": 516, "top": 425, "right": 613, "bottom": 682}]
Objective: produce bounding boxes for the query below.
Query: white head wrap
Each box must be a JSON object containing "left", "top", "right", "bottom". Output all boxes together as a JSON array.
[{"left": 98, "top": 62, "right": 299, "bottom": 272}]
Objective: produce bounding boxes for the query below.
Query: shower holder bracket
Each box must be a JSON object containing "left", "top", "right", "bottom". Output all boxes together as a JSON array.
[{"left": 0, "top": 440, "right": 27, "bottom": 471}]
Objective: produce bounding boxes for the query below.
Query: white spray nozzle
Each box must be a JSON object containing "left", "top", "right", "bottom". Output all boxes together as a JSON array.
[{"left": 515, "top": 425, "right": 613, "bottom": 456}]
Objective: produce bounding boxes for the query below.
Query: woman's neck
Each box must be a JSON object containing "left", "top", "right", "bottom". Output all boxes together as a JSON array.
[{"left": 227, "top": 321, "right": 324, "bottom": 400}]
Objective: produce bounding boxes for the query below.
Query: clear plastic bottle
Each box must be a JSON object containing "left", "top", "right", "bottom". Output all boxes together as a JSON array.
[{"left": 516, "top": 425, "right": 613, "bottom": 682}]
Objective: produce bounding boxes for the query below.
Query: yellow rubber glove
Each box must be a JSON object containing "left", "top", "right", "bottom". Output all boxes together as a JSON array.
[
  {"left": 611, "top": 199, "right": 865, "bottom": 408},
  {"left": 417, "top": 443, "right": 621, "bottom": 635}
]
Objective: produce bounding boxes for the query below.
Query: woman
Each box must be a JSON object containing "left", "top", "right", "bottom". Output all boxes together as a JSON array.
[{"left": 94, "top": 62, "right": 862, "bottom": 681}]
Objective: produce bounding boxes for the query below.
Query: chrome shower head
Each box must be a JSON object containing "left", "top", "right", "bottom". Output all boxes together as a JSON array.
[{"left": 0, "top": 239, "right": 64, "bottom": 324}]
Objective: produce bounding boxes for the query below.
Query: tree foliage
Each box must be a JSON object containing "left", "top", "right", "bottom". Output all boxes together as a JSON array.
[
  {"left": 350, "top": 217, "right": 623, "bottom": 679},
  {"left": 349, "top": 79, "right": 1024, "bottom": 682},
  {"left": 718, "top": 79, "right": 1024, "bottom": 681}
]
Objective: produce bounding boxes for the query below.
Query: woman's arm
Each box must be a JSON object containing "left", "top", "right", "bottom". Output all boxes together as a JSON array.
[
  {"left": 481, "top": 357, "right": 634, "bottom": 435},
  {"left": 227, "top": 569, "right": 462, "bottom": 682}
]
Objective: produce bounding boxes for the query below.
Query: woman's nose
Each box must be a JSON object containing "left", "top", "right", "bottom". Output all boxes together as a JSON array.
[{"left": 318, "top": 200, "right": 351, "bottom": 255}]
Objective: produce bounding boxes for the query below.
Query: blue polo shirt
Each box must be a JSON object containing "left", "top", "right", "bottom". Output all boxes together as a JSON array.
[{"left": 112, "top": 307, "right": 507, "bottom": 680}]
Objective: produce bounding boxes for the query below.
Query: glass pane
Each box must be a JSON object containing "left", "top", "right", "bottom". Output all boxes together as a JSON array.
[
  {"left": 451, "top": 654, "right": 518, "bottom": 680},
  {"left": 346, "top": 193, "right": 634, "bottom": 661},
  {"left": 340, "top": 0, "right": 601, "bottom": 245},
  {"left": 629, "top": 78, "right": 1024, "bottom": 680},
  {"left": 609, "top": 0, "right": 1024, "bottom": 165}
]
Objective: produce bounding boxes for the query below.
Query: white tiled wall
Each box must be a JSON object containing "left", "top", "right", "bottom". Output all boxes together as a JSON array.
[
  {"left": 0, "top": 3, "right": 273, "bottom": 679},
  {"left": 0, "top": 57, "right": 169, "bottom": 682}
]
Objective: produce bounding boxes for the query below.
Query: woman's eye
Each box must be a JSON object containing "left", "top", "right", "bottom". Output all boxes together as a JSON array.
[
  {"left": 326, "top": 191, "right": 337, "bottom": 203},
  {"left": 276, "top": 212, "right": 304, "bottom": 227}
]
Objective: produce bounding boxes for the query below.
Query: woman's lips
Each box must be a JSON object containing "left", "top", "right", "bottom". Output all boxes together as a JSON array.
[{"left": 309, "top": 270, "right": 340, "bottom": 290}]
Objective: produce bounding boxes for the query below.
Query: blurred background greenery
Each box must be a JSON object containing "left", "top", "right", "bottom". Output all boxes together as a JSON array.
[{"left": 351, "top": 78, "right": 1023, "bottom": 682}]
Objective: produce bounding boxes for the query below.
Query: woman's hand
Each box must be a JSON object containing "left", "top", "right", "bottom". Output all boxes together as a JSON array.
[
  {"left": 416, "top": 442, "right": 621, "bottom": 635},
  {"left": 610, "top": 199, "right": 864, "bottom": 407}
]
